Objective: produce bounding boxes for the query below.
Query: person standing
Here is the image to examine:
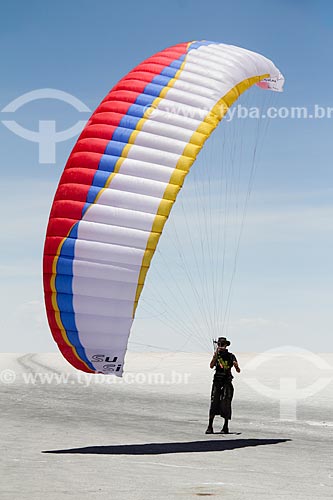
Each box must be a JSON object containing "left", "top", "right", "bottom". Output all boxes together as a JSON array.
[{"left": 206, "top": 337, "right": 241, "bottom": 434}]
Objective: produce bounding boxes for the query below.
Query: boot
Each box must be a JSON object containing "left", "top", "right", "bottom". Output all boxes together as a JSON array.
[{"left": 221, "top": 421, "right": 229, "bottom": 434}]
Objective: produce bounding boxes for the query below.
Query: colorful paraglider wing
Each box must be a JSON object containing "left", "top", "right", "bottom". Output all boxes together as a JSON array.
[{"left": 43, "top": 41, "right": 284, "bottom": 375}]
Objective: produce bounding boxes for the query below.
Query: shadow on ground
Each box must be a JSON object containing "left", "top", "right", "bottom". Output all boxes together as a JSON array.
[{"left": 43, "top": 438, "right": 290, "bottom": 455}]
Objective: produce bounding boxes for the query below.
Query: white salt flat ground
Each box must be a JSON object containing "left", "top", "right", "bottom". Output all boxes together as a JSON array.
[{"left": 1, "top": 352, "right": 332, "bottom": 499}]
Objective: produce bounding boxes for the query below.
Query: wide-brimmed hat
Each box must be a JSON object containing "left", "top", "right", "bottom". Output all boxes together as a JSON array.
[{"left": 217, "top": 337, "right": 230, "bottom": 347}]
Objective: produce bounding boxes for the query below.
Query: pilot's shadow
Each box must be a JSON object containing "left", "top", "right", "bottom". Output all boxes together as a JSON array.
[{"left": 43, "top": 438, "right": 290, "bottom": 455}]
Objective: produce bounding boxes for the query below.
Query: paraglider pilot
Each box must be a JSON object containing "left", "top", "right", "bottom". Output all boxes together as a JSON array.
[{"left": 206, "top": 337, "right": 241, "bottom": 434}]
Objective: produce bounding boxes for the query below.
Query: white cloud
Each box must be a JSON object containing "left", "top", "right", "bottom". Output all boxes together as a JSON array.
[{"left": 230, "top": 316, "right": 290, "bottom": 330}]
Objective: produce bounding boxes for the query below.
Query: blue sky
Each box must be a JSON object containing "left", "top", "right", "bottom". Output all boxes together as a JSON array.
[{"left": 1, "top": 0, "right": 333, "bottom": 353}]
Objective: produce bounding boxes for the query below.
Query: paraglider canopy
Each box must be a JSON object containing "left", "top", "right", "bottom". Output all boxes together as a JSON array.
[{"left": 43, "top": 40, "right": 284, "bottom": 376}]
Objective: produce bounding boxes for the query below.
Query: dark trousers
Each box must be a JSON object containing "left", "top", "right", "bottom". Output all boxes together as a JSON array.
[{"left": 209, "top": 375, "right": 234, "bottom": 420}]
